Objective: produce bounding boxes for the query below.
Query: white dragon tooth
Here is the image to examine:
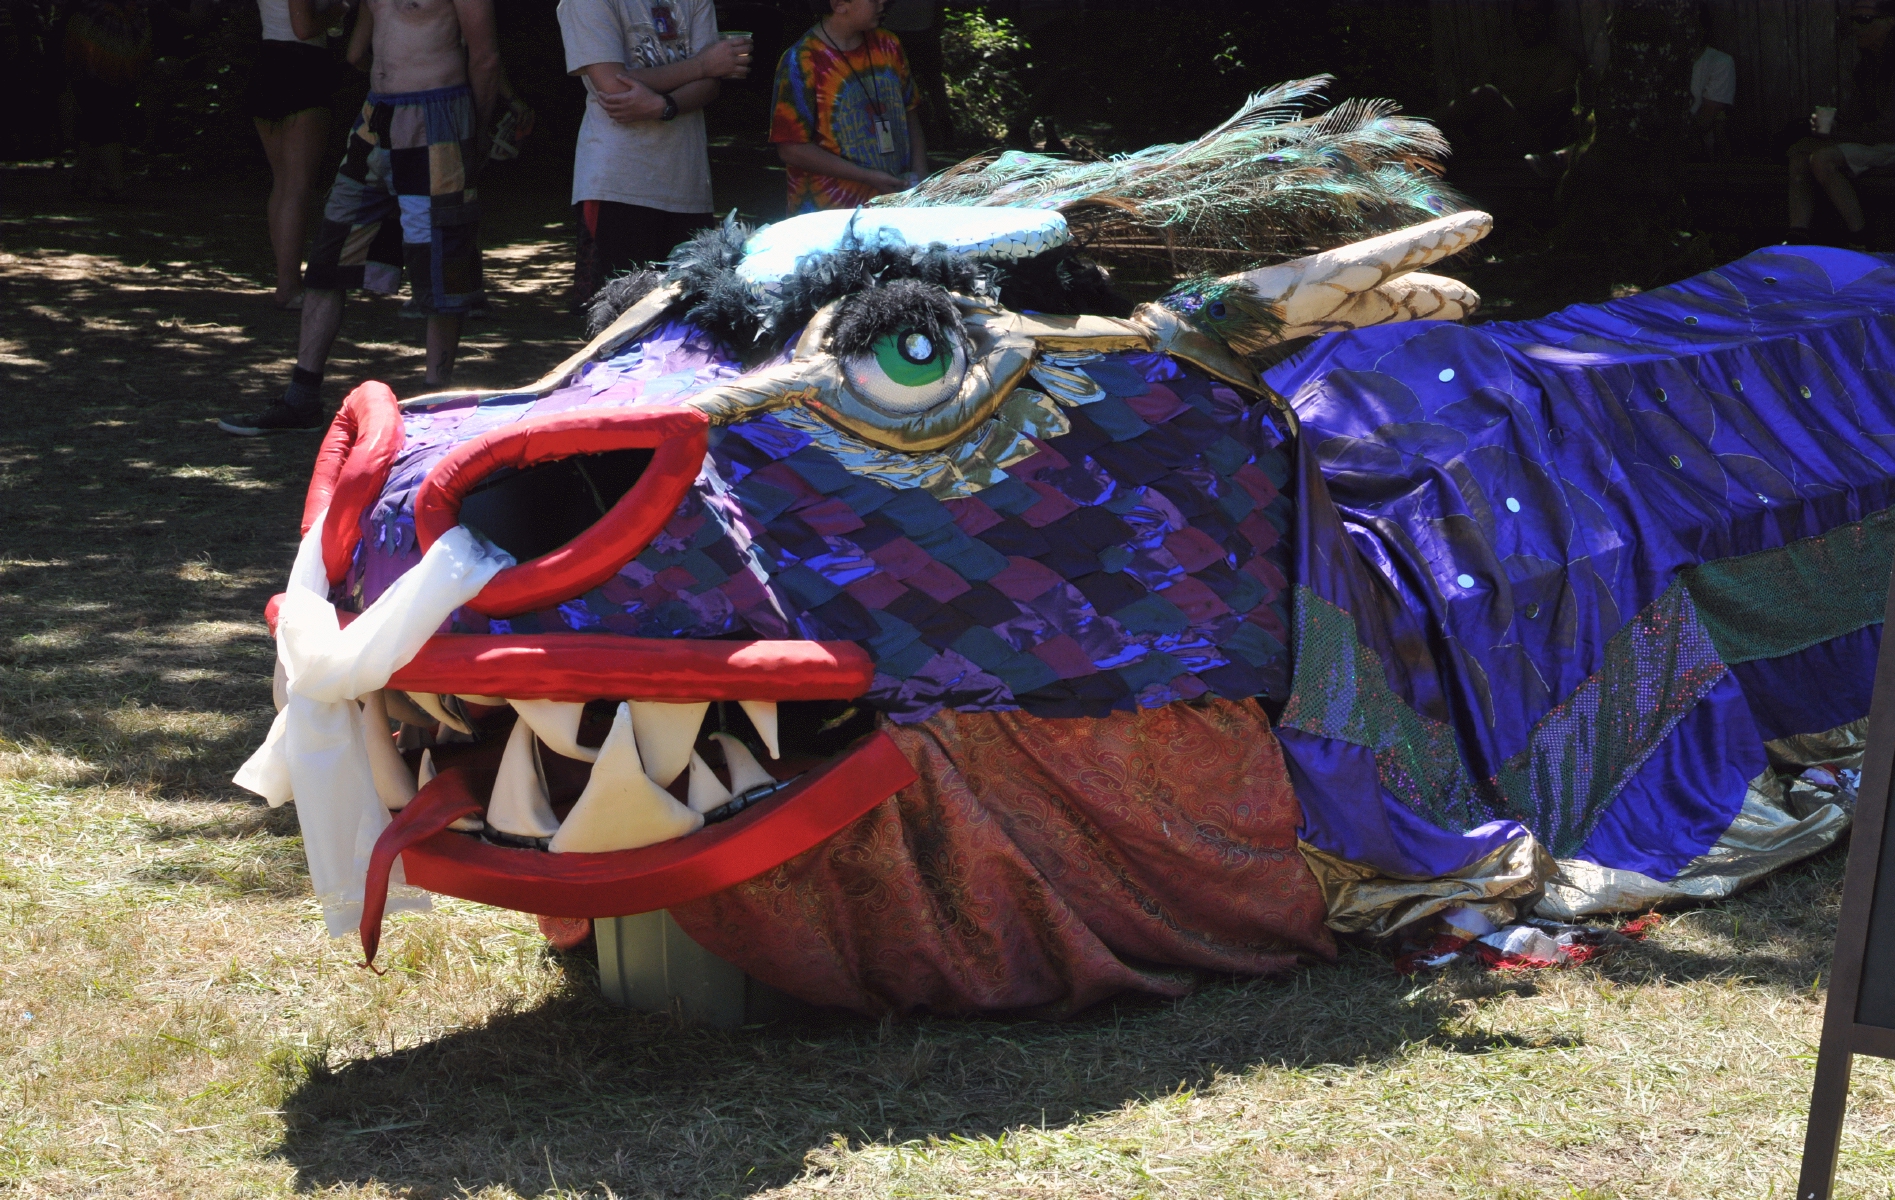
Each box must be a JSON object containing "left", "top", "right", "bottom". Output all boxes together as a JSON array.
[
  {"left": 630, "top": 700, "right": 709, "bottom": 786},
  {"left": 711, "top": 731, "right": 777, "bottom": 796},
  {"left": 359, "top": 691, "right": 417, "bottom": 811},
  {"left": 549, "top": 703, "right": 702, "bottom": 853},
  {"left": 509, "top": 699, "right": 599, "bottom": 763},
  {"left": 272, "top": 656, "right": 288, "bottom": 713},
  {"left": 738, "top": 699, "right": 780, "bottom": 759},
  {"left": 485, "top": 716, "right": 561, "bottom": 839},
  {"left": 686, "top": 750, "right": 734, "bottom": 814},
  {"left": 407, "top": 691, "right": 472, "bottom": 736}
]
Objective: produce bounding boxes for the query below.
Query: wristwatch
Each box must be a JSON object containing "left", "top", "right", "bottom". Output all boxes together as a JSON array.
[{"left": 660, "top": 92, "right": 678, "bottom": 122}]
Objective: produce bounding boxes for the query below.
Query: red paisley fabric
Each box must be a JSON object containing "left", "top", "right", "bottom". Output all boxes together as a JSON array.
[{"left": 669, "top": 699, "right": 1334, "bottom": 1017}]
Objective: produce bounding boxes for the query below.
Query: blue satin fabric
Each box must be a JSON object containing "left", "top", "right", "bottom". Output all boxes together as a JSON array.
[{"left": 1265, "top": 246, "right": 1895, "bottom": 880}]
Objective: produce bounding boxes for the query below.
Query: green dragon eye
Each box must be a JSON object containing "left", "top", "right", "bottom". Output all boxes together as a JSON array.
[{"left": 871, "top": 329, "right": 948, "bottom": 387}]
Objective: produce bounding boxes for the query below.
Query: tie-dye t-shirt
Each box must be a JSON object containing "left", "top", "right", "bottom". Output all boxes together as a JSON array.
[{"left": 769, "top": 26, "right": 915, "bottom": 213}]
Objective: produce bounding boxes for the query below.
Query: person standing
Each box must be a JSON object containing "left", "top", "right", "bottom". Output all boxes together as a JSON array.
[
  {"left": 557, "top": 0, "right": 750, "bottom": 308},
  {"left": 770, "top": 0, "right": 927, "bottom": 214},
  {"left": 219, "top": 0, "right": 501, "bottom": 435},
  {"left": 61, "top": 0, "right": 153, "bottom": 201},
  {"left": 247, "top": 0, "right": 346, "bottom": 310}
]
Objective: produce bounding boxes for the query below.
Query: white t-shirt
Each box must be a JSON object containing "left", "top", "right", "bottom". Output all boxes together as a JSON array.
[
  {"left": 1690, "top": 47, "right": 1736, "bottom": 115},
  {"left": 258, "top": 0, "right": 325, "bottom": 46},
  {"left": 559, "top": 0, "right": 717, "bottom": 212}
]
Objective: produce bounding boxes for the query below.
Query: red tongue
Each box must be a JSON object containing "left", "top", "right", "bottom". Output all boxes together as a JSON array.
[{"left": 358, "top": 767, "right": 491, "bottom": 971}]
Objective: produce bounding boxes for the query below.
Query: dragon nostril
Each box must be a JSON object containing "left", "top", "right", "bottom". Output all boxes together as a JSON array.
[{"left": 458, "top": 448, "right": 654, "bottom": 563}]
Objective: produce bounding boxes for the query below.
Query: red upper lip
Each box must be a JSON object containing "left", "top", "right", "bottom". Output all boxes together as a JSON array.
[
  {"left": 271, "top": 600, "right": 876, "bottom": 702},
  {"left": 385, "top": 632, "right": 875, "bottom": 702},
  {"left": 414, "top": 406, "right": 710, "bottom": 617}
]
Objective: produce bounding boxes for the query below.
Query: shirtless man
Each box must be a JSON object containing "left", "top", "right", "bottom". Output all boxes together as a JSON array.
[{"left": 221, "top": 0, "right": 502, "bottom": 435}]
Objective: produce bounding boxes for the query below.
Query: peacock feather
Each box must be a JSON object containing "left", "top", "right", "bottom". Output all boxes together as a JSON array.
[{"left": 877, "top": 77, "right": 1463, "bottom": 279}]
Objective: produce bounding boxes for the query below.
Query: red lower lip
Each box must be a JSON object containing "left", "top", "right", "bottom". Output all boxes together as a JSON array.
[{"left": 358, "top": 730, "right": 918, "bottom": 966}]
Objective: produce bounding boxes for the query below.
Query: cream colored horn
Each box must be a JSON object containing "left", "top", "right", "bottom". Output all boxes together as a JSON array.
[
  {"left": 1232, "top": 210, "right": 1492, "bottom": 340},
  {"left": 1279, "top": 271, "right": 1482, "bottom": 339}
]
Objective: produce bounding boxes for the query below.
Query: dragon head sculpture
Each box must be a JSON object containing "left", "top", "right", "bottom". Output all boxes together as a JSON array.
[{"left": 239, "top": 82, "right": 1490, "bottom": 963}]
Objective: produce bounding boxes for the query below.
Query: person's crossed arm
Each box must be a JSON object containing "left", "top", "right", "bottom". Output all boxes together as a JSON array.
[{"left": 582, "top": 33, "right": 750, "bottom": 125}]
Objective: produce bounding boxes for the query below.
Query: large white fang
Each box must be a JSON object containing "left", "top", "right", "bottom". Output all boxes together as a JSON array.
[
  {"left": 550, "top": 702, "right": 702, "bottom": 853},
  {"left": 738, "top": 700, "right": 780, "bottom": 759},
  {"left": 360, "top": 691, "right": 417, "bottom": 811},
  {"left": 509, "top": 699, "right": 598, "bottom": 763},
  {"left": 630, "top": 700, "right": 709, "bottom": 786},
  {"left": 686, "top": 750, "right": 734, "bottom": 814},
  {"left": 407, "top": 691, "right": 472, "bottom": 735},
  {"left": 711, "top": 731, "right": 777, "bottom": 796},
  {"left": 486, "top": 717, "right": 561, "bottom": 839}
]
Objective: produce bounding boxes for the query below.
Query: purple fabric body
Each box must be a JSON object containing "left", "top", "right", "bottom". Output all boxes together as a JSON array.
[{"left": 1264, "top": 246, "right": 1895, "bottom": 880}]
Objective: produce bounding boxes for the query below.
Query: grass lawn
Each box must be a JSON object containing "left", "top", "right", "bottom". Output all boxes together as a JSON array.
[{"left": 3, "top": 161, "right": 1893, "bottom": 1199}]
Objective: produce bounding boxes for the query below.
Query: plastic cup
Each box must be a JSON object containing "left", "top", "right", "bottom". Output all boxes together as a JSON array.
[{"left": 1816, "top": 106, "right": 1838, "bottom": 135}]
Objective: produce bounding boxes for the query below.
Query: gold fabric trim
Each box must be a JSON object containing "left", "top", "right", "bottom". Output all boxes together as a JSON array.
[
  {"left": 1533, "top": 719, "right": 1866, "bottom": 920},
  {"left": 401, "top": 282, "right": 685, "bottom": 409},
  {"left": 1297, "top": 834, "right": 1555, "bottom": 938},
  {"left": 1131, "top": 302, "right": 1298, "bottom": 432}
]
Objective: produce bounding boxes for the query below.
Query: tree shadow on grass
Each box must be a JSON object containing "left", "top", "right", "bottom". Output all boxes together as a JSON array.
[
  {"left": 270, "top": 850, "right": 1853, "bottom": 1199},
  {"left": 273, "top": 945, "right": 1474, "bottom": 1199}
]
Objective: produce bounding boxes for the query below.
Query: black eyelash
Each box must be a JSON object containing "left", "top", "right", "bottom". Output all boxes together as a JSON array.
[{"left": 825, "top": 279, "right": 964, "bottom": 360}]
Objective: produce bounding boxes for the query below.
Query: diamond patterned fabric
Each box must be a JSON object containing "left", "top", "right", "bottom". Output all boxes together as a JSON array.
[{"left": 346, "top": 325, "right": 1294, "bottom": 723}]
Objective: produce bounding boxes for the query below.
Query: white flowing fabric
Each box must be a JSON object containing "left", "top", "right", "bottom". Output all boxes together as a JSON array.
[{"left": 235, "top": 513, "right": 512, "bottom": 935}]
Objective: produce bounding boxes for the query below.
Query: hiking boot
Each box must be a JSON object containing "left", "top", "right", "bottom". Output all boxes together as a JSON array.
[{"left": 218, "top": 400, "right": 324, "bottom": 436}]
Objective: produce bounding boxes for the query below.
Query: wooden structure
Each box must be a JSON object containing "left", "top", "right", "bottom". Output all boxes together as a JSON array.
[
  {"left": 1429, "top": 0, "right": 1853, "bottom": 156},
  {"left": 1797, "top": 564, "right": 1895, "bottom": 1199}
]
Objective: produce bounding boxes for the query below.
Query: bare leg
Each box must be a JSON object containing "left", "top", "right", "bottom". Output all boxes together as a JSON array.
[
  {"left": 1811, "top": 144, "right": 1868, "bottom": 234},
  {"left": 425, "top": 315, "right": 461, "bottom": 385},
  {"left": 1789, "top": 144, "right": 1818, "bottom": 229},
  {"left": 296, "top": 288, "right": 346, "bottom": 374},
  {"left": 256, "top": 110, "right": 331, "bottom": 304}
]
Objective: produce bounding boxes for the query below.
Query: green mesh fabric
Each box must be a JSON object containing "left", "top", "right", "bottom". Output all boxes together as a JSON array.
[
  {"left": 1490, "top": 581, "right": 1728, "bottom": 856},
  {"left": 1681, "top": 507, "right": 1895, "bottom": 665},
  {"left": 1279, "top": 587, "right": 1494, "bottom": 833},
  {"left": 1283, "top": 582, "right": 1730, "bottom": 854}
]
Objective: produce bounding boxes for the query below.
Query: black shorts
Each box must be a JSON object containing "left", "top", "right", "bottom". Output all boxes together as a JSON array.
[
  {"left": 572, "top": 201, "right": 710, "bottom": 311},
  {"left": 246, "top": 40, "right": 340, "bottom": 121}
]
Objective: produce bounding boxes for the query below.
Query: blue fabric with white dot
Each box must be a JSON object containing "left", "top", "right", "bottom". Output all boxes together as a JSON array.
[{"left": 1263, "top": 246, "right": 1895, "bottom": 885}]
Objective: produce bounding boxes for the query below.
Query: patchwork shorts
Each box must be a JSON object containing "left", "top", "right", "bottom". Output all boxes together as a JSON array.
[{"left": 304, "top": 84, "right": 484, "bottom": 315}]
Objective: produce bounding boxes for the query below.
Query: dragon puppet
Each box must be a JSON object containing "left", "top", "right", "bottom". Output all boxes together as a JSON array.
[{"left": 239, "top": 80, "right": 1880, "bottom": 1014}]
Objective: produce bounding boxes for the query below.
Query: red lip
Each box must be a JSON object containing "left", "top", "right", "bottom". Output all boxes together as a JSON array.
[
  {"left": 386, "top": 632, "right": 875, "bottom": 702},
  {"left": 360, "top": 732, "right": 918, "bottom": 967}
]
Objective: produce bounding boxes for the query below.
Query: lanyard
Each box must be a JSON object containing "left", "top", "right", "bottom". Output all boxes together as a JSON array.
[{"left": 815, "top": 19, "right": 889, "bottom": 121}]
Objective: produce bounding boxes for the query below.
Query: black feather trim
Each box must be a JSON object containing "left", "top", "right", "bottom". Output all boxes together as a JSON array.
[{"left": 826, "top": 278, "right": 966, "bottom": 359}]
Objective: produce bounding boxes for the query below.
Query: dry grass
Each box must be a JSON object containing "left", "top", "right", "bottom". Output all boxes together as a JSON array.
[{"left": 4, "top": 163, "right": 1895, "bottom": 1199}]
